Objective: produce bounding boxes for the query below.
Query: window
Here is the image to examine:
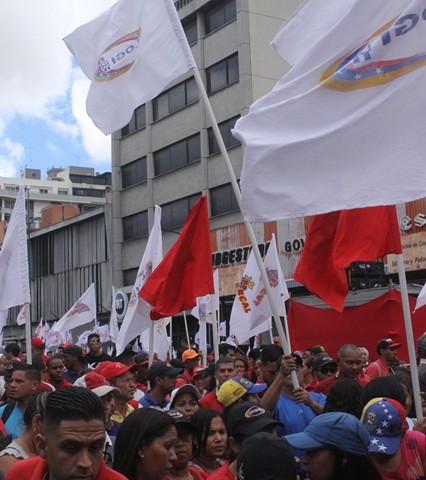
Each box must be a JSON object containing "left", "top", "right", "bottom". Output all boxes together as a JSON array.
[
  {"left": 3, "top": 200, "right": 15, "bottom": 209},
  {"left": 206, "top": 53, "right": 239, "bottom": 94},
  {"left": 122, "top": 157, "right": 147, "bottom": 189},
  {"left": 162, "top": 194, "right": 201, "bottom": 230},
  {"left": 123, "top": 268, "right": 138, "bottom": 287},
  {"left": 122, "top": 211, "right": 148, "bottom": 241},
  {"left": 121, "top": 104, "right": 146, "bottom": 137},
  {"left": 208, "top": 116, "right": 240, "bottom": 155},
  {"left": 153, "top": 77, "right": 198, "bottom": 121},
  {"left": 58, "top": 189, "right": 68, "bottom": 195},
  {"left": 5, "top": 185, "right": 19, "bottom": 191},
  {"left": 205, "top": 0, "right": 236, "bottom": 35},
  {"left": 154, "top": 134, "right": 200, "bottom": 176},
  {"left": 183, "top": 18, "right": 198, "bottom": 45},
  {"left": 210, "top": 183, "right": 239, "bottom": 216},
  {"left": 39, "top": 189, "right": 48, "bottom": 194},
  {"left": 72, "top": 188, "right": 104, "bottom": 198}
]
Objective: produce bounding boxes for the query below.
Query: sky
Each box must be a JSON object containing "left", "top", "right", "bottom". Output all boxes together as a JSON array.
[{"left": 0, "top": 1, "right": 118, "bottom": 179}]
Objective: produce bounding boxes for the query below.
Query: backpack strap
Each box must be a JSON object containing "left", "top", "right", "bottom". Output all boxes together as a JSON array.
[{"left": 1, "top": 401, "right": 16, "bottom": 425}]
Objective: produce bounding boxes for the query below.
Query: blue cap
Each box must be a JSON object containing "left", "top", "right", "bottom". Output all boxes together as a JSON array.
[
  {"left": 285, "top": 412, "right": 369, "bottom": 456},
  {"left": 217, "top": 376, "right": 267, "bottom": 408}
]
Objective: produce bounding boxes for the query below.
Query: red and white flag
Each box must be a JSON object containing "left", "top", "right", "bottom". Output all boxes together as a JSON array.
[
  {"left": 53, "top": 283, "right": 97, "bottom": 333},
  {"left": 63, "top": 0, "right": 196, "bottom": 135},
  {"left": 0, "top": 186, "right": 30, "bottom": 310},
  {"left": 16, "top": 306, "right": 26, "bottom": 326}
]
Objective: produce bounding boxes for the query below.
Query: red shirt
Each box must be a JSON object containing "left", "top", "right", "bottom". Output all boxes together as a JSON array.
[
  {"left": 175, "top": 369, "right": 193, "bottom": 389},
  {"left": 198, "top": 389, "right": 224, "bottom": 414},
  {"left": 314, "top": 373, "right": 371, "bottom": 394},
  {"left": 365, "top": 358, "right": 390, "bottom": 379},
  {"left": 45, "top": 378, "right": 73, "bottom": 390}
]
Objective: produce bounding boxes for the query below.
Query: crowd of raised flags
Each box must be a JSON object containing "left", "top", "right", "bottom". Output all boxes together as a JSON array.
[{"left": 0, "top": 0, "right": 424, "bottom": 372}]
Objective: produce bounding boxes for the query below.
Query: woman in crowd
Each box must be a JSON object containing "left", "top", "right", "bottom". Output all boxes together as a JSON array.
[
  {"left": 322, "top": 378, "right": 363, "bottom": 419},
  {"left": 113, "top": 408, "right": 177, "bottom": 480},
  {"left": 233, "top": 355, "right": 248, "bottom": 378},
  {"left": 168, "top": 384, "right": 200, "bottom": 420},
  {"left": 285, "top": 411, "right": 381, "bottom": 480},
  {"left": 0, "top": 391, "right": 48, "bottom": 474},
  {"left": 189, "top": 409, "right": 227, "bottom": 475},
  {"left": 164, "top": 410, "right": 208, "bottom": 480}
]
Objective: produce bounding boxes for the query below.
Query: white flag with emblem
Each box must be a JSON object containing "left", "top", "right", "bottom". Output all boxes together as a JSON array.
[
  {"left": 63, "top": 0, "right": 196, "bottom": 135},
  {"left": 53, "top": 283, "right": 97, "bottom": 333}
]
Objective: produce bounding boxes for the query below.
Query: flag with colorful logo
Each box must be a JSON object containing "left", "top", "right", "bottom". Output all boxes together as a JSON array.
[
  {"left": 233, "top": 0, "right": 426, "bottom": 222},
  {"left": 63, "top": 0, "right": 196, "bottom": 134}
]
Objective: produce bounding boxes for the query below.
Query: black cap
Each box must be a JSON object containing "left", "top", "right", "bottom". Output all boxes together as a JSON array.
[
  {"left": 376, "top": 338, "right": 402, "bottom": 354},
  {"left": 227, "top": 401, "right": 281, "bottom": 438},
  {"left": 147, "top": 361, "right": 183, "bottom": 383},
  {"left": 314, "top": 353, "right": 337, "bottom": 370},
  {"left": 237, "top": 432, "right": 297, "bottom": 480},
  {"left": 62, "top": 345, "right": 84, "bottom": 357}
]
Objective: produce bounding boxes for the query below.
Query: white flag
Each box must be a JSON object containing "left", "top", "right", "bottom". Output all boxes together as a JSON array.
[
  {"left": 76, "top": 329, "right": 92, "bottom": 347},
  {"left": 16, "top": 306, "right": 26, "bottom": 326},
  {"left": 53, "top": 283, "right": 97, "bottom": 333},
  {"left": 63, "top": 0, "right": 196, "bottom": 135},
  {"left": 140, "top": 318, "right": 170, "bottom": 361},
  {"left": 0, "top": 186, "right": 30, "bottom": 310},
  {"left": 34, "top": 318, "right": 44, "bottom": 338},
  {"left": 91, "top": 324, "right": 110, "bottom": 343},
  {"left": 109, "top": 286, "right": 120, "bottom": 344},
  {"left": 116, "top": 206, "right": 163, "bottom": 355},
  {"left": 248, "top": 234, "right": 289, "bottom": 331},
  {"left": 218, "top": 321, "right": 227, "bottom": 337},
  {"left": 45, "top": 323, "right": 62, "bottom": 349},
  {"left": 229, "top": 250, "right": 273, "bottom": 344},
  {"left": 191, "top": 270, "right": 219, "bottom": 324},
  {"left": 415, "top": 283, "right": 426, "bottom": 312},
  {"left": 233, "top": 0, "right": 426, "bottom": 222}
]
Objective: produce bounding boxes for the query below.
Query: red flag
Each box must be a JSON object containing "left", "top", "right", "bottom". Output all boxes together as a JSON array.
[
  {"left": 139, "top": 196, "right": 214, "bottom": 320},
  {"left": 294, "top": 206, "right": 402, "bottom": 312}
]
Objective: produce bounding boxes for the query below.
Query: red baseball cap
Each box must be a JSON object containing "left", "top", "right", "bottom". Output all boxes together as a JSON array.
[
  {"left": 31, "top": 338, "right": 44, "bottom": 348},
  {"left": 96, "top": 361, "right": 137, "bottom": 381},
  {"left": 192, "top": 365, "right": 205, "bottom": 379}
]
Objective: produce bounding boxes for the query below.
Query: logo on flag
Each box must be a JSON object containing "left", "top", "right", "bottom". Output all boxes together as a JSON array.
[
  {"left": 240, "top": 275, "right": 255, "bottom": 291},
  {"left": 96, "top": 29, "right": 141, "bottom": 82},
  {"left": 322, "top": 9, "right": 426, "bottom": 91},
  {"left": 66, "top": 302, "right": 90, "bottom": 318}
]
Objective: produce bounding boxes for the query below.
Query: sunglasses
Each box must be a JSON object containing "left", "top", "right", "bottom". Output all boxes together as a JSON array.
[{"left": 319, "top": 366, "right": 337, "bottom": 374}]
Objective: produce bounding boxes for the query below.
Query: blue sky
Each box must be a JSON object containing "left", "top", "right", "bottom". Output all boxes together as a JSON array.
[{"left": 0, "top": 1, "right": 117, "bottom": 179}]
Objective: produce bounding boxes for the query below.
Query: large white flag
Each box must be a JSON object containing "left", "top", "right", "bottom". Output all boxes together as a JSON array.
[
  {"left": 16, "top": 306, "right": 26, "bottom": 326},
  {"left": 229, "top": 250, "right": 274, "bottom": 344},
  {"left": 63, "top": 0, "right": 196, "bottom": 135},
  {"left": 116, "top": 206, "right": 163, "bottom": 355},
  {"left": 249, "top": 234, "right": 289, "bottom": 331},
  {"left": 414, "top": 283, "right": 426, "bottom": 312},
  {"left": 53, "top": 283, "right": 97, "bottom": 333},
  {"left": 140, "top": 318, "right": 170, "bottom": 361},
  {"left": 233, "top": 0, "right": 426, "bottom": 222},
  {"left": 0, "top": 186, "right": 30, "bottom": 310}
]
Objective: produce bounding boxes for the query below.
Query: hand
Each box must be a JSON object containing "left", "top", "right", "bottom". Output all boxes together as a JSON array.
[{"left": 278, "top": 355, "right": 296, "bottom": 377}]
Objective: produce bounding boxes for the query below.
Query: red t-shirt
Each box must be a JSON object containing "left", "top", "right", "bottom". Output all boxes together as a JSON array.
[
  {"left": 314, "top": 374, "right": 370, "bottom": 394},
  {"left": 199, "top": 390, "right": 224, "bottom": 414}
]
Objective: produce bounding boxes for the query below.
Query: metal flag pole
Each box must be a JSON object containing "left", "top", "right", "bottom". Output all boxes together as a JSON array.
[{"left": 192, "top": 67, "right": 298, "bottom": 388}]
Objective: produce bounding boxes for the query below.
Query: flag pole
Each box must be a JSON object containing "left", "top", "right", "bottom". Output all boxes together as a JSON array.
[
  {"left": 148, "top": 322, "right": 155, "bottom": 367},
  {"left": 396, "top": 253, "right": 422, "bottom": 419},
  {"left": 169, "top": 317, "right": 173, "bottom": 360},
  {"left": 281, "top": 296, "right": 291, "bottom": 351},
  {"left": 213, "top": 311, "right": 220, "bottom": 362},
  {"left": 192, "top": 68, "right": 298, "bottom": 387},
  {"left": 182, "top": 311, "right": 191, "bottom": 350}
]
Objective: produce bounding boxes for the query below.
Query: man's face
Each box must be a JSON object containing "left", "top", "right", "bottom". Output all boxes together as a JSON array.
[
  {"left": 8, "top": 370, "right": 38, "bottom": 402},
  {"left": 37, "top": 418, "right": 105, "bottom": 480},
  {"left": 87, "top": 337, "right": 102, "bottom": 355},
  {"left": 158, "top": 375, "right": 178, "bottom": 394},
  {"left": 225, "top": 349, "right": 236, "bottom": 360},
  {"left": 382, "top": 347, "right": 399, "bottom": 365},
  {"left": 47, "top": 359, "right": 66, "bottom": 383},
  {"left": 112, "top": 370, "right": 135, "bottom": 401},
  {"left": 62, "top": 354, "right": 77, "bottom": 370},
  {"left": 215, "top": 363, "right": 235, "bottom": 386},
  {"left": 184, "top": 358, "right": 199, "bottom": 374},
  {"left": 261, "top": 360, "right": 278, "bottom": 386},
  {"left": 338, "top": 348, "right": 363, "bottom": 379}
]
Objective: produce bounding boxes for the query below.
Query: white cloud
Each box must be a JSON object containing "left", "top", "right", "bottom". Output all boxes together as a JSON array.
[
  {"left": 0, "top": 138, "right": 25, "bottom": 177},
  {"left": 0, "top": 1, "right": 116, "bottom": 171}
]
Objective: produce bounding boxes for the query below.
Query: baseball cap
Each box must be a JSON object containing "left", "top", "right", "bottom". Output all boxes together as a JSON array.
[
  {"left": 361, "top": 397, "right": 407, "bottom": 455},
  {"left": 217, "top": 377, "right": 267, "bottom": 408},
  {"left": 97, "top": 361, "right": 138, "bottom": 381},
  {"left": 182, "top": 349, "right": 201, "bottom": 362},
  {"left": 314, "top": 353, "right": 337, "bottom": 370},
  {"left": 134, "top": 352, "right": 149, "bottom": 366},
  {"left": 237, "top": 432, "right": 297, "bottom": 480},
  {"left": 307, "top": 345, "right": 326, "bottom": 355},
  {"left": 62, "top": 345, "right": 84, "bottom": 358},
  {"left": 74, "top": 372, "right": 120, "bottom": 397},
  {"left": 376, "top": 338, "right": 402, "bottom": 354},
  {"left": 285, "top": 412, "right": 369, "bottom": 456},
  {"left": 169, "top": 384, "right": 200, "bottom": 409},
  {"left": 227, "top": 401, "right": 281, "bottom": 438},
  {"left": 192, "top": 365, "right": 205, "bottom": 379},
  {"left": 147, "top": 361, "right": 183, "bottom": 383},
  {"left": 31, "top": 338, "right": 44, "bottom": 349}
]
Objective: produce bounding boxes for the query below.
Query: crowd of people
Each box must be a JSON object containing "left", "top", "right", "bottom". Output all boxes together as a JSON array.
[{"left": 0, "top": 331, "right": 425, "bottom": 479}]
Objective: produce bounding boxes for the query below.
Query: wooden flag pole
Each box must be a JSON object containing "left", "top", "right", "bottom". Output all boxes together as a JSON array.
[
  {"left": 182, "top": 311, "right": 191, "bottom": 350},
  {"left": 192, "top": 67, "right": 298, "bottom": 388}
]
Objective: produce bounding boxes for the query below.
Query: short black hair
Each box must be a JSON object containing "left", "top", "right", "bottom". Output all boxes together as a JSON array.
[
  {"left": 219, "top": 343, "right": 236, "bottom": 356},
  {"left": 12, "top": 362, "right": 41, "bottom": 382},
  {"left": 46, "top": 354, "right": 64, "bottom": 369},
  {"left": 4, "top": 343, "right": 21, "bottom": 357},
  {"left": 88, "top": 333, "right": 100, "bottom": 341},
  {"left": 260, "top": 344, "right": 284, "bottom": 363},
  {"left": 43, "top": 387, "right": 104, "bottom": 434}
]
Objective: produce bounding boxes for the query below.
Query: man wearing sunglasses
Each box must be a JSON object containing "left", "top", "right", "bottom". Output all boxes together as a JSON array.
[{"left": 313, "top": 354, "right": 338, "bottom": 383}]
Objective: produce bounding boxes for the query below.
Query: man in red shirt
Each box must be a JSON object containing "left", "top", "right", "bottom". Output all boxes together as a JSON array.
[
  {"left": 45, "top": 355, "right": 72, "bottom": 390},
  {"left": 314, "top": 344, "right": 371, "bottom": 395},
  {"left": 199, "top": 357, "right": 235, "bottom": 413},
  {"left": 175, "top": 349, "right": 201, "bottom": 388},
  {"left": 365, "top": 338, "right": 402, "bottom": 379},
  {"left": 6, "top": 387, "right": 126, "bottom": 480}
]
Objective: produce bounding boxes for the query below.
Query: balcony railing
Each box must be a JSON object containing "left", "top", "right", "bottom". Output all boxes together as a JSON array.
[{"left": 174, "top": 0, "right": 194, "bottom": 11}]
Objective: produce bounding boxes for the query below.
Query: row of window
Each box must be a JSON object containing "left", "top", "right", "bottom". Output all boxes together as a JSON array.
[
  {"left": 121, "top": 52, "right": 239, "bottom": 137},
  {"left": 121, "top": 115, "right": 240, "bottom": 189},
  {"left": 122, "top": 184, "right": 238, "bottom": 241}
]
